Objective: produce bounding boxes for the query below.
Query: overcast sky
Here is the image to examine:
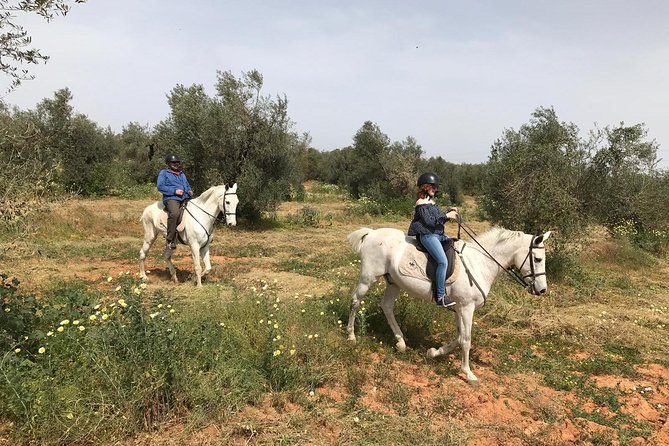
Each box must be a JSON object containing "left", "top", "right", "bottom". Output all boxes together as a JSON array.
[{"left": 5, "top": 0, "right": 669, "bottom": 167}]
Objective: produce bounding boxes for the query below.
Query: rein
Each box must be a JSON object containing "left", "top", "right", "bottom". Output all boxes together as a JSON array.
[
  {"left": 183, "top": 190, "right": 237, "bottom": 243},
  {"left": 456, "top": 219, "right": 542, "bottom": 291}
]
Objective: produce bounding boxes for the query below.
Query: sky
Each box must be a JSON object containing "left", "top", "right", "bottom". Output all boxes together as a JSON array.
[{"left": 5, "top": 0, "right": 669, "bottom": 167}]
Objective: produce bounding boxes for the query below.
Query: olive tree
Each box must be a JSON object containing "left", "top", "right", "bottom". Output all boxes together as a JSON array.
[
  {"left": 479, "top": 107, "right": 589, "bottom": 250},
  {"left": 156, "top": 70, "right": 307, "bottom": 220}
]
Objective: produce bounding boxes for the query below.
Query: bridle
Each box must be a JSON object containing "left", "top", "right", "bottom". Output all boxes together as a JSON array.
[
  {"left": 457, "top": 220, "right": 545, "bottom": 294},
  {"left": 516, "top": 238, "right": 546, "bottom": 293},
  {"left": 184, "top": 188, "right": 237, "bottom": 243}
]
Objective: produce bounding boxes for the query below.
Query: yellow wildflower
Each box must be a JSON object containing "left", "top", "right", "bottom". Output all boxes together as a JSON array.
[
  {"left": 290, "top": 349, "right": 296, "bottom": 355},
  {"left": 157, "top": 304, "right": 163, "bottom": 309},
  {"left": 57, "top": 326, "right": 64, "bottom": 332},
  {"left": 60, "top": 319, "right": 70, "bottom": 326},
  {"left": 38, "top": 347, "right": 46, "bottom": 354},
  {"left": 14, "top": 348, "right": 20, "bottom": 353},
  {"left": 79, "top": 326, "right": 85, "bottom": 331},
  {"left": 273, "top": 350, "right": 281, "bottom": 357},
  {"left": 89, "top": 315, "right": 97, "bottom": 321},
  {"left": 102, "top": 314, "right": 109, "bottom": 321},
  {"left": 149, "top": 312, "right": 159, "bottom": 319},
  {"left": 47, "top": 331, "right": 54, "bottom": 336},
  {"left": 169, "top": 309, "right": 175, "bottom": 314},
  {"left": 73, "top": 320, "right": 80, "bottom": 325},
  {"left": 115, "top": 286, "right": 121, "bottom": 292},
  {"left": 107, "top": 276, "right": 112, "bottom": 282}
]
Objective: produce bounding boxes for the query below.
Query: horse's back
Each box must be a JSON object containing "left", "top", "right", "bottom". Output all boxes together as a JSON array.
[
  {"left": 349, "top": 227, "right": 407, "bottom": 260},
  {"left": 140, "top": 201, "right": 164, "bottom": 227}
]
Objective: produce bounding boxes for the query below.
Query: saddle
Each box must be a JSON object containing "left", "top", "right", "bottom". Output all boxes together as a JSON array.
[
  {"left": 159, "top": 202, "right": 189, "bottom": 240},
  {"left": 398, "top": 237, "right": 461, "bottom": 299}
]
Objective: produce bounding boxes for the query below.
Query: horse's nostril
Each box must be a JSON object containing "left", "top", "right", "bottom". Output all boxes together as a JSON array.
[{"left": 539, "top": 288, "right": 546, "bottom": 295}]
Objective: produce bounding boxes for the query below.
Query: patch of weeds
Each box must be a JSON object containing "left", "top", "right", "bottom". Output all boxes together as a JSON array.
[
  {"left": 432, "top": 393, "right": 457, "bottom": 416},
  {"left": 580, "top": 385, "right": 624, "bottom": 412},
  {"left": 577, "top": 353, "right": 638, "bottom": 378},
  {"left": 603, "top": 344, "right": 642, "bottom": 364},
  {"left": 543, "top": 370, "right": 586, "bottom": 391},
  {"left": 608, "top": 237, "right": 659, "bottom": 269},
  {"left": 215, "top": 243, "right": 275, "bottom": 258},
  {"left": 571, "top": 406, "right": 651, "bottom": 443},
  {"left": 345, "top": 367, "right": 366, "bottom": 398},
  {"left": 546, "top": 251, "right": 581, "bottom": 282},
  {"left": 566, "top": 267, "right": 608, "bottom": 301},
  {"left": 284, "top": 206, "right": 333, "bottom": 228},
  {"left": 610, "top": 276, "right": 634, "bottom": 291},
  {"left": 386, "top": 383, "right": 412, "bottom": 416}
]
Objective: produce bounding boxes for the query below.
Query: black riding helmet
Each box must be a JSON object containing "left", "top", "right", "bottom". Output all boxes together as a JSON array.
[
  {"left": 165, "top": 154, "right": 181, "bottom": 164},
  {"left": 417, "top": 172, "right": 440, "bottom": 187}
]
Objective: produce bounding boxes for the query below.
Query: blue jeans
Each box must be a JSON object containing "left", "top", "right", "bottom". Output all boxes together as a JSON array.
[{"left": 420, "top": 233, "right": 449, "bottom": 298}]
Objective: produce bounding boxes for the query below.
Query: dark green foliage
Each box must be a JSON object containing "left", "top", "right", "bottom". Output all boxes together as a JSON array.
[
  {"left": 583, "top": 124, "right": 669, "bottom": 254},
  {"left": 155, "top": 70, "right": 307, "bottom": 220},
  {"left": 479, "top": 107, "right": 589, "bottom": 252},
  {"left": 33, "top": 88, "right": 119, "bottom": 195},
  {"left": 311, "top": 121, "right": 423, "bottom": 205}
]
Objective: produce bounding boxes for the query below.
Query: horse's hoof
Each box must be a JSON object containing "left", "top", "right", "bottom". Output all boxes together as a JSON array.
[
  {"left": 395, "top": 339, "right": 406, "bottom": 353},
  {"left": 347, "top": 334, "right": 357, "bottom": 342},
  {"left": 426, "top": 348, "right": 439, "bottom": 359},
  {"left": 467, "top": 378, "right": 480, "bottom": 387}
]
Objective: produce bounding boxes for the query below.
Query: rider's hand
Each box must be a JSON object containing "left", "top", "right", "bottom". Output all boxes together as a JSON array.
[
  {"left": 175, "top": 189, "right": 184, "bottom": 196},
  {"left": 188, "top": 190, "right": 193, "bottom": 197}
]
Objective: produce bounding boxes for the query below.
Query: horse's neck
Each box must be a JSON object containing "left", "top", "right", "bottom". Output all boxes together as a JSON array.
[
  {"left": 465, "top": 235, "right": 525, "bottom": 286},
  {"left": 190, "top": 191, "right": 221, "bottom": 227}
]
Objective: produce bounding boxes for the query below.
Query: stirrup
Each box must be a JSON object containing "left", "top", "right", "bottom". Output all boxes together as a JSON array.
[{"left": 436, "top": 296, "right": 456, "bottom": 308}]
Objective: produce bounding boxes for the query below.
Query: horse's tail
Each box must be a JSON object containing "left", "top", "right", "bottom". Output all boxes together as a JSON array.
[{"left": 347, "top": 228, "right": 373, "bottom": 253}]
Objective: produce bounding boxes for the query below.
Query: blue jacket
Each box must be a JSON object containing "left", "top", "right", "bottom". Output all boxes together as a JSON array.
[
  {"left": 157, "top": 169, "right": 193, "bottom": 204},
  {"left": 408, "top": 200, "right": 449, "bottom": 236}
]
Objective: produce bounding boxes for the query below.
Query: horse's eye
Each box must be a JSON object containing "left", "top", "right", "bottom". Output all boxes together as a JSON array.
[
  {"left": 535, "top": 258, "right": 543, "bottom": 263},
  {"left": 225, "top": 201, "right": 230, "bottom": 205}
]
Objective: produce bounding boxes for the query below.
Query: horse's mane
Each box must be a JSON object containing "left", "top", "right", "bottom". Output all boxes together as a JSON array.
[
  {"left": 194, "top": 185, "right": 224, "bottom": 204},
  {"left": 474, "top": 226, "right": 524, "bottom": 249}
]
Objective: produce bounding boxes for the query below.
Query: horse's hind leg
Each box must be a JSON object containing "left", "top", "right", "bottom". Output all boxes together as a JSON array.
[
  {"left": 379, "top": 284, "right": 407, "bottom": 352},
  {"left": 347, "top": 275, "right": 376, "bottom": 342},
  {"left": 200, "top": 244, "right": 211, "bottom": 277},
  {"left": 164, "top": 246, "right": 179, "bottom": 284},
  {"left": 190, "top": 243, "right": 203, "bottom": 287},
  {"left": 139, "top": 227, "right": 157, "bottom": 281}
]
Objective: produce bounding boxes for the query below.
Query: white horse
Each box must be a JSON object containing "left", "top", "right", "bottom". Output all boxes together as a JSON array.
[
  {"left": 139, "top": 183, "right": 239, "bottom": 286},
  {"left": 346, "top": 226, "right": 550, "bottom": 384}
]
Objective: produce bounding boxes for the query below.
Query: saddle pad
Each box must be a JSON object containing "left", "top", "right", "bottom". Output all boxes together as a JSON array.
[
  {"left": 398, "top": 240, "right": 461, "bottom": 284},
  {"left": 158, "top": 208, "right": 189, "bottom": 233}
]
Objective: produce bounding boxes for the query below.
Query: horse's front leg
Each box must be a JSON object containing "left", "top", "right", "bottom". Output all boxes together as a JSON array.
[
  {"left": 164, "top": 246, "right": 178, "bottom": 284},
  {"left": 379, "top": 284, "right": 406, "bottom": 352},
  {"left": 457, "top": 304, "right": 478, "bottom": 384},
  {"left": 190, "top": 243, "right": 203, "bottom": 287}
]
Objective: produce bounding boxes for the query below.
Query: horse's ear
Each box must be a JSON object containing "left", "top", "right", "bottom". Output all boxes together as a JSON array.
[
  {"left": 229, "top": 182, "right": 238, "bottom": 192},
  {"left": 533, "top": 231, "right": 551, "bottom": 246}
]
